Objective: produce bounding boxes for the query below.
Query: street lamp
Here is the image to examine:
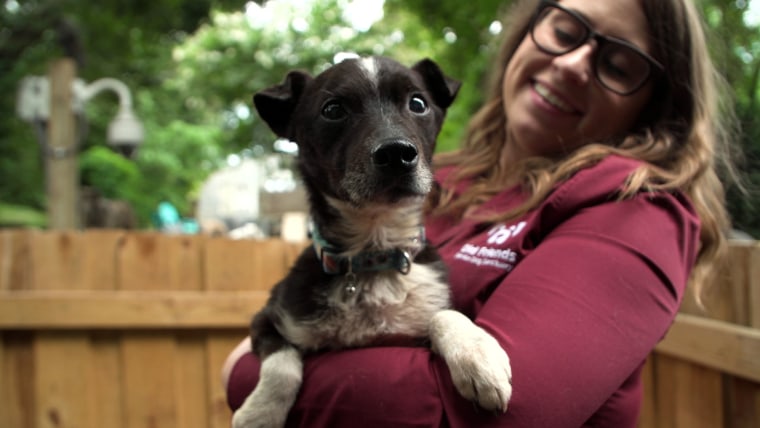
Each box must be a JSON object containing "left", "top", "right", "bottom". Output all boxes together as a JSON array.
[
  {"left": 15, "top": 58, "right": 144, "bottom": 229},
  {"left": 76, "top": 77, "right": 145, "bottom": 157},
  {"left": 17, "top": 74, "right": 145, "bottom": 157}
]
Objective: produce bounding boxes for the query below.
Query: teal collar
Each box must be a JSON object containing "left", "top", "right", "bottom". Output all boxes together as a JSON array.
[{"left": 310, "top": 222, "right": 425, "bottom": 275}]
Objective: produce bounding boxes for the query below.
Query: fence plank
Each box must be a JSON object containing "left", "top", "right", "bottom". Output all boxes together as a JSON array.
[
  {"left": 639, "top": 356, "right": 656, "bottom": 428},
  {"left": 33, "top": 332, "right": 94, "bottom": 428},
  {"left": 118, "top": 234, "right": 179, "bottom": 427},
  {"left": 725, "top": 377, "right": 760, "bottom": 428},
  {"left": 29, "top": 231, "right": 86, "bottom": 290},
  {"left": 204, "top": 238, "right": 305, "bottom": 291},
  {"left": 204, "top": 236, "right": 259, "bottom": 428},
  {"left": 207, "top": 333, "right": 246, "bottom": 428},
  {"left": 90, "top": 332, "right": 124, "bottom": 428},
  {"left": 176, "top": 333, "right": 209, "bottom": 428},
  {"left": 0, "top": 229, "right": 32, "bottom": 291},
  {"left": 749, "top": 244, "right": 760, "bottom": 329},
  {"left": 78, "top": 231, "right": 125, "bottom": 427},
  {"left": 205, "top": 238, "right": 266, "bottom": 292},
  {"left": 122, "top": 332, "right": 178, "bottom": 428},
  {"left": 0, "top": 332, "right": 34, "bottom": 428},
  {"left": 717, "top": 242, "right": 752, "bottom": 324},
  {"left": 80, "top": 230, "right": 125, "bottom": 290},
  {"left": 0, "top": 231, "right": 9, "bottom": 290},
  {"left": 0, "top": 290, "right": 265, "bottom": 329},
  {"left": 172, "top": 235, "right": 205, "bottom": 291},
  {"left": 26, "top": 232, "right": 98, "bottom": 428},
  {"left": 654, "top": 354, "right": 724, "bottom": 428},
  {"left": 118, "top": 232, "right": 175, "bottom": 290}
]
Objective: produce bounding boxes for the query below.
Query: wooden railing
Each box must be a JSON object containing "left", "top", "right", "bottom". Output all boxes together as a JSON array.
[{"left": 0, "top": 229, "right": 758, "bottom": 427}]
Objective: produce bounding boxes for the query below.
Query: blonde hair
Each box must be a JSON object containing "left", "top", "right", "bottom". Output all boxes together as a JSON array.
[{"left": 429, "top": 0, "right": 741, "bottom": 304}]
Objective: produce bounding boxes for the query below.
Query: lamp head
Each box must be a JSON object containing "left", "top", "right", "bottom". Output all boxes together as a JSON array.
[{"left": 107, "top": 107, "right": 144, "bottom": 158}]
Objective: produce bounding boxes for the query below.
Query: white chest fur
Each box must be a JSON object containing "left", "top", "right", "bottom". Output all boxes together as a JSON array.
[{"left": 276, "top": 263, "right": 449, "bottom": 351}]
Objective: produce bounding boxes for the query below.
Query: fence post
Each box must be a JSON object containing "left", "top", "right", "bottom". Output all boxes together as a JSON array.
[{"left": 46, "top": 58, "right": 80, "bottom": 229}]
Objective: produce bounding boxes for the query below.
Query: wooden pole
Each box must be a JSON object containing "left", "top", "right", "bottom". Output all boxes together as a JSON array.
[{"left": 46, "top": 58, "right": 80, "bottom": 229}]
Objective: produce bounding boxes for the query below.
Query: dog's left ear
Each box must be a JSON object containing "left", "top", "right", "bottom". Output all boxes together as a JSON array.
[
  {"left": 412, "top": 59, "right": 461, "bottom": 109},
  {"left": 253, "top": 70, "right": 313, "bottom": 138}
]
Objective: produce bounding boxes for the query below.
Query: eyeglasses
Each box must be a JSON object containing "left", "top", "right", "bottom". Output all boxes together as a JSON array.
[{"left": 529, "top": 1, "right": 664, "bottom": 96}]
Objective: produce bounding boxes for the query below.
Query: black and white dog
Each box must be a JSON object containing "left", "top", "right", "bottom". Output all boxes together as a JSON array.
[{"left": 232, "top": 56, "right": 512, "bottom": 428}]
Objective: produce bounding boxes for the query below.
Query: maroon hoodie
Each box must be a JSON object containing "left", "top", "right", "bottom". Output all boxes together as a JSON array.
[{"left": 226, "top": 154, "right": 699, "bottom": 427}]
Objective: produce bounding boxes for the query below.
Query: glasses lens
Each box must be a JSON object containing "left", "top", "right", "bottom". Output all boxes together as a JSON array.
[
  {"left": 595, "top": 43, "right": 651, "bottom": 95},
  {"left": 532, "top": 6, "right": 587, "bottom": 55}
]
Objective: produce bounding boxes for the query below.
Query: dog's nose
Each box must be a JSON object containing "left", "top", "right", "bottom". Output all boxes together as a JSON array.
[{"left": 372, "top": 140, "right": 419, "bottom": 173}]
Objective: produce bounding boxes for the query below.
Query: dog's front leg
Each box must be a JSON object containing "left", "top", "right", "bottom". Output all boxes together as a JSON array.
[
  {"left": 430, "top": 309, "right": 512, "bottom": 413},
  {"left": 231, "top": 346, "right": 303, "bottom": 428}
]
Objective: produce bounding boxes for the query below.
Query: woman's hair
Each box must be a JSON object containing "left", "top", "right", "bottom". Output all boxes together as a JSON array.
[{"left": 430, "top": 0, "right": 742, "bottom": 305}]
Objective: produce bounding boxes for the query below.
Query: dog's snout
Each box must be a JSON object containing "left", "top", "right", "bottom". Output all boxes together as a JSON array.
[{"left": 372, "top": 141, "right": 419, "bottom": 173}]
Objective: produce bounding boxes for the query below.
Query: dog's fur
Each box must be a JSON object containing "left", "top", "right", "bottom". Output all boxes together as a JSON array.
[{"left": 232, "top": 56, "right": 512, "bottom": 428}]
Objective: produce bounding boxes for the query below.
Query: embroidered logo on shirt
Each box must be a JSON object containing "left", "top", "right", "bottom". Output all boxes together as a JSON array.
[
  {"left": 486, "top": 221, "right": 527, "bottom": 245},
  {"left": 454, "top": 221, "right": 526, "bottom": 271}
]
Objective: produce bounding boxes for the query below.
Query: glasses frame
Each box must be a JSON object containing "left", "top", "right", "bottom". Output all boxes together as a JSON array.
[{"left": 529, "top": 0, "right": 665, "bottom": 96}]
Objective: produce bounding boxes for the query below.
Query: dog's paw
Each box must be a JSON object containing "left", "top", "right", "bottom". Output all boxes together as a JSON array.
[
  {"left": 232, "top": 402, "right": 289, "bottom": 428},
  {"left": 430, "top": 310, "right": 512, "bottom": 413},
  {"left": 447, "top": 331, "right": 512, "bottom": 413},
  {"left": 232, "top": 347, "right": 303, "bottom": 428}
]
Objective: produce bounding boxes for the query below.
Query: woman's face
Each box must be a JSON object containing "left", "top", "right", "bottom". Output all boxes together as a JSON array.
[{"left": 502, "top": 0, "right": 656, "bottom": 161}]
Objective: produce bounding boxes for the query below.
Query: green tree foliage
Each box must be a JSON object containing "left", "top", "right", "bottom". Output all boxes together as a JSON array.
[
  {"left": 701, "top": 0, "right": 760, "bottom": 236},
  {"left": 383, "top": 0, "right": 506, "bottom": 150},
  {"left": 1, "top": 0, "right": 759, "bottom": 235},
  {"left": 1, "top": 0, "right": 236, "bottom": 224}
]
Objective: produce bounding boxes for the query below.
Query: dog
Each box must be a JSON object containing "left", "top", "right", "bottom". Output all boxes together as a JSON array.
[{"left": 232, "top": 56, "right": 512, "bottom": 428}]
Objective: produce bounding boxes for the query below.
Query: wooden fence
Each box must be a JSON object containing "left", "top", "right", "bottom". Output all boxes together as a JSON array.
[
  {"left": 0, "top": 229, "right": 758, "bottom": 427},
  {"left": 640, "top": 239, "right": 760, "bottom": 428},
  {"left": 0, "top": 229, "right": 304, "bottom": 428}
]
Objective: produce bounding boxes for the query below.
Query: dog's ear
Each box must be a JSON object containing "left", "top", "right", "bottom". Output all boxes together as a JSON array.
[
  {"left": 412, "top": 59, "right": 461, "bottom": 110},
  {"left": 253, "top": 70, "right": 313, "bottom": 138}
]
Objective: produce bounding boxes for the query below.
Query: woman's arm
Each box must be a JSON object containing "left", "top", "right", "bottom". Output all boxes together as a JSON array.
[
  {"left": 442, "top": 192, "right": 696, "bottom": 427},
  {"left": 225, "top": 343, "right": 448, "bottom": 427},
  {"left": 222, "top": 337, "right": 251, "bottom": 394}
]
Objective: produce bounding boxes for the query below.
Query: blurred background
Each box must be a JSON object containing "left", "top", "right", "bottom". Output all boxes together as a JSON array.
[{"left": 1, "top": 0, "right": 759, "bottom": 237}]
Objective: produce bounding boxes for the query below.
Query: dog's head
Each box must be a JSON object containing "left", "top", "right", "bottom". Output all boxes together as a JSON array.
[{"left": 253, "top": 56, "right": 460, "bottom": 209}]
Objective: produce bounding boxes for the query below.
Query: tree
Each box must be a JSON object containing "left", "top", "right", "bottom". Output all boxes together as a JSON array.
[{"left": 701, "top": 0, "right": 760, "bottom": 236}]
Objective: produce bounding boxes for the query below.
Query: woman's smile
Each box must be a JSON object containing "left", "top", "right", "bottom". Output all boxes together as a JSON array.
[{"left": 532, "top": 81, "right": 581, "bottom": 114}]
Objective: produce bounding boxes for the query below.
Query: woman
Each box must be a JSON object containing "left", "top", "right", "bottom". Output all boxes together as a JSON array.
[{"left": 224, "top": 0, "right": 739, "bottom": 426}]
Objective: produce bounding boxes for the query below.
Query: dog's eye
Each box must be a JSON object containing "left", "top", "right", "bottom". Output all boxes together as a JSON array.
[
  {"left": 321, "top": 101, "right": 348, "bottom": 121},
  {"left": 409, "top": 95, "right": 428, "bottom": 114}
]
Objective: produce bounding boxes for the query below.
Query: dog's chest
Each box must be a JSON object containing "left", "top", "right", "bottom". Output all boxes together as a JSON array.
[{"left": 279, "top": 263, "right": 450, "bottom": 351}]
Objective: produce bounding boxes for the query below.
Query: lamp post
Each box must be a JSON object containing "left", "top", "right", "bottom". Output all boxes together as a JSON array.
[{"left": 16, "top": 58, "right": 145, "bottom": 229}]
